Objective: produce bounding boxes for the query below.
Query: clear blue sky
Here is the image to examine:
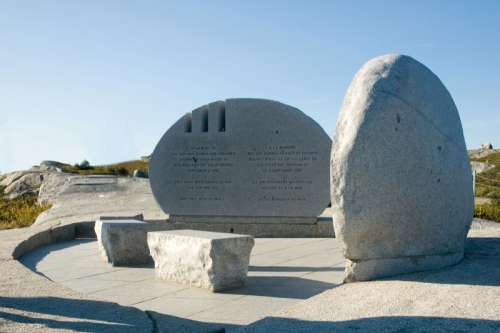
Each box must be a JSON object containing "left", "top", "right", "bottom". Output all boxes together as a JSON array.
[{"left": 1, "top": 1, "right": 499, "bottom": 172}]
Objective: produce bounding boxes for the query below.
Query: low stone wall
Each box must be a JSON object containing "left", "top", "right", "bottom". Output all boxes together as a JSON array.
[
  {"left": 4, "top": 216, "right": 335, "bottom": 263},
  {"left": 10, "top": 221, "right": 97, "bottom": 260},
  {"left": 148, "top": 218, "right": 335, "bottom": 238}
]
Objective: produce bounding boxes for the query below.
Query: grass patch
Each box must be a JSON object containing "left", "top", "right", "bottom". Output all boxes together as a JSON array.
[
  {"left": 62, "top": 160, "right": 149, "bottom": 177},
  {"left": 473, "top": 152, "right": 500, "bottom": 222},
  {"left": 0, "top": 186, "right": 52, "bottom": 230},
  {"left": 475, "top": 201, "right": 500, "bottom": 223},
  {"left": 474, "top": 161, "right": 500, "bottom": 201},
  {"left": 475, "top": 184, "right": 500, "bottom": 200},
  {"left": 473, "top": 151, "right": 500, "bottom": 164}
]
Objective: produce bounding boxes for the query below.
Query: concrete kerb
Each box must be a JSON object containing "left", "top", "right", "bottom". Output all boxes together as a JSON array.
[{"left": 9, "top": 221, "right": 96, "bottom": 260}]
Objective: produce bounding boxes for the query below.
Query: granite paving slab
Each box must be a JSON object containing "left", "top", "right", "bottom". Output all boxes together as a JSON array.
[
  {"left": 240, "top": 228, "right": 500, "bottom": 333},
  {"left": 20, "top": 237, "right": 345, "bottom": 329}
]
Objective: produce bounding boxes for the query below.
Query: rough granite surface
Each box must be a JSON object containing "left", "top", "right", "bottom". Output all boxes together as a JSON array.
[
  {"left": 35, "top": 173, "right": 168, "bottom": 225},
  {"left": 239, "top": 228, "right": 500, "bottom": 333},
  {"left": 95, "top": 219, "right": 153, "bottom": 266},
  {"left": 331, "top": 54, "right": 473, "bottom": 281},
  {"left": 148, "top": 230, "right": 255, "bottom": 291},
  {"left": 4, "top": 172, "right": 45, "bottom": 199}
]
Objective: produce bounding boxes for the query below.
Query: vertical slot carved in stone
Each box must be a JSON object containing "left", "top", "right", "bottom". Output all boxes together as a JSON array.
[
  {"left": 185, "top": 113, "right": 192, "bottom": 133},
  {"left": 201, "top": 108, "right": 208, "bottom": 132},
  {"left": 219, "top": 105, "right": 226, "bottom": 132}
]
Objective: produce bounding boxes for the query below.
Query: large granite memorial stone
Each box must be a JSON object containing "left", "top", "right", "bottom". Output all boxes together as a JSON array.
[
  {"left": 331, "top": 54, "right": 474, "bottom": 281},
  {"left": 150, "top": 98, "right": 331, "bottom": 222}
]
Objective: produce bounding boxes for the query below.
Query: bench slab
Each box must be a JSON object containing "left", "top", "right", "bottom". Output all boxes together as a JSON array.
[
  {"left": 95, "top": 219, "right": 152, "bottom": 266},
  {"left": 147, "top": 230, "right": 254, "bottom": 291}
]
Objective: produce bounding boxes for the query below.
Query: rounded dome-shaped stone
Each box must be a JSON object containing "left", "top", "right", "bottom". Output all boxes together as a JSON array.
[
  {"left": 331, "top": 54, "right": 474, "bottom": 281},
  {"left": 150, "top": 98, "right": 331, "bottom": 218}
]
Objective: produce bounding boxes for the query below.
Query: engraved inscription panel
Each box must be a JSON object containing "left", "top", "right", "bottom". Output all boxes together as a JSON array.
[{"left": 150, "top": 98, "right": 331, "bottom": 218}]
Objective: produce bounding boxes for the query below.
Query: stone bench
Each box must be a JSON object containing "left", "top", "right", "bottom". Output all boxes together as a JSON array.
[
  {"left": 95, "top": 217, "right": 153, "bottom": 266},
  {"left": 147, "top": 230, "right": 254, "bottom": 292}
]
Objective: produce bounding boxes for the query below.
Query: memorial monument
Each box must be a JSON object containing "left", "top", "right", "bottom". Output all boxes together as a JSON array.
[
  {"left": 150, "top": 98, "right": 332, "bottom": 225},
  {"left": 331, "top": 54, "right": 474, "bottom": 282}
]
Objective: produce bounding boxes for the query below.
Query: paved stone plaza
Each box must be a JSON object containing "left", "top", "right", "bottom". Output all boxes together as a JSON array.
[{"left": 20, "top": 237, "right": 345, "bottom": 327}]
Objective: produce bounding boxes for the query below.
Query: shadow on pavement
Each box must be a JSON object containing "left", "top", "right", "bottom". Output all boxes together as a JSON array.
[
  {"left": 3, "top": 296, "right": 499, "bottom": 333},
  {"left": 248, "top": 265, "right": 343, "bottom": 273},
  {"left": 240, "top": 315, "right": 500, "bottom": 333},
  {"left": 0, "top": 296, "right": 151, "bottom": 332},
  {"left": 225, "top": 276, "right": 338, "bottom": 299},
  {"left": 0, "top": 296, "right": 236, "bottom": 333},
  {"left": 387, "top": 237, "right": 500, "bottom": 287}
]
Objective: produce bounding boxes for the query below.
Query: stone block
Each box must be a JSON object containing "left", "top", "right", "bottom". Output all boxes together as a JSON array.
[
  {"left": 165, "top": 217, "right": 334, "bottom": 238},
  {"left": 147, "top": 230, "right": 254, "bottom": 291},
  {"left": 95, "top": 218, "right": 152, "bottom": 266},
  {"left": 331, "top": 54, "right": 473, "bottom": 281}
]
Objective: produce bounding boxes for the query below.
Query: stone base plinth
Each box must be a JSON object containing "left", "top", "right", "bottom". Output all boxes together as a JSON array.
[
  {"left": 170, "top": 215, "right": 317, "bottom": 224},
  {"left": 171, "top": 220, "right": 333, "bottom": 237},
  {"left": 344, "top": 251, "right": 465, "bottom": 282}
]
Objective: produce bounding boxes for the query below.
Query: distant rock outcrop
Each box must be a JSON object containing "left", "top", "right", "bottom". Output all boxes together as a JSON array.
[
  {"left": 469, "top": 148, "right": 500, "bottom": 160},
  {"left": 0, "top": 170, "right": 53, "bottom": 199},
  {"left": 4, "top": 173, "right": 45, "bottom": 199},
  {"left": 34, "top": 174, "right": 166, "bottom": 225},
  {"left": 140, "top": 155, "right": 151, "bottom": 162},
  {"left": 470, "top": 161, "right": 495, "bottom": 175},
  {"left": 0, "top": 171, "right": 27, "bottom": 188},
  {"left": 39, "top": 160, "right": 67, "bottom": 171},
  {"left": 481, "top": 143, "right": 493, "bottom": 150}
]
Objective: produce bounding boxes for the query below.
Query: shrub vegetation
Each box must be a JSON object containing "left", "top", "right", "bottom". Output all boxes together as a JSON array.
[
  {"left": 62, "top": 160, "right": 149, "bottom": 177},
  {"left": 475, "top": 200, "right": 500, "bottom": 222},
  {"left": 0, "top": 159, "right": 149, "bottom": 230},
  {"left": 473, "top": 151, "right": 500, "bottom": 222},
  {"left": 0, "top": 186, "right": 52, "bottom": 230}
]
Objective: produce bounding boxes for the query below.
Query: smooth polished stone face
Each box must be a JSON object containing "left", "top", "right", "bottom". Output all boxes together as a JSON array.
[{"left": 150, "top": 98, "right": 331, "bottom": 218}]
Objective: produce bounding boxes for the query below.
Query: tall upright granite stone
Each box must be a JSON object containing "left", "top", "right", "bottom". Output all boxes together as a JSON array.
[
  {"left": 331, "top": 54, "right": 474, "bottom": 281},
  {"left": 150, "top": 98, "right": 331, "bottom": 223}
]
